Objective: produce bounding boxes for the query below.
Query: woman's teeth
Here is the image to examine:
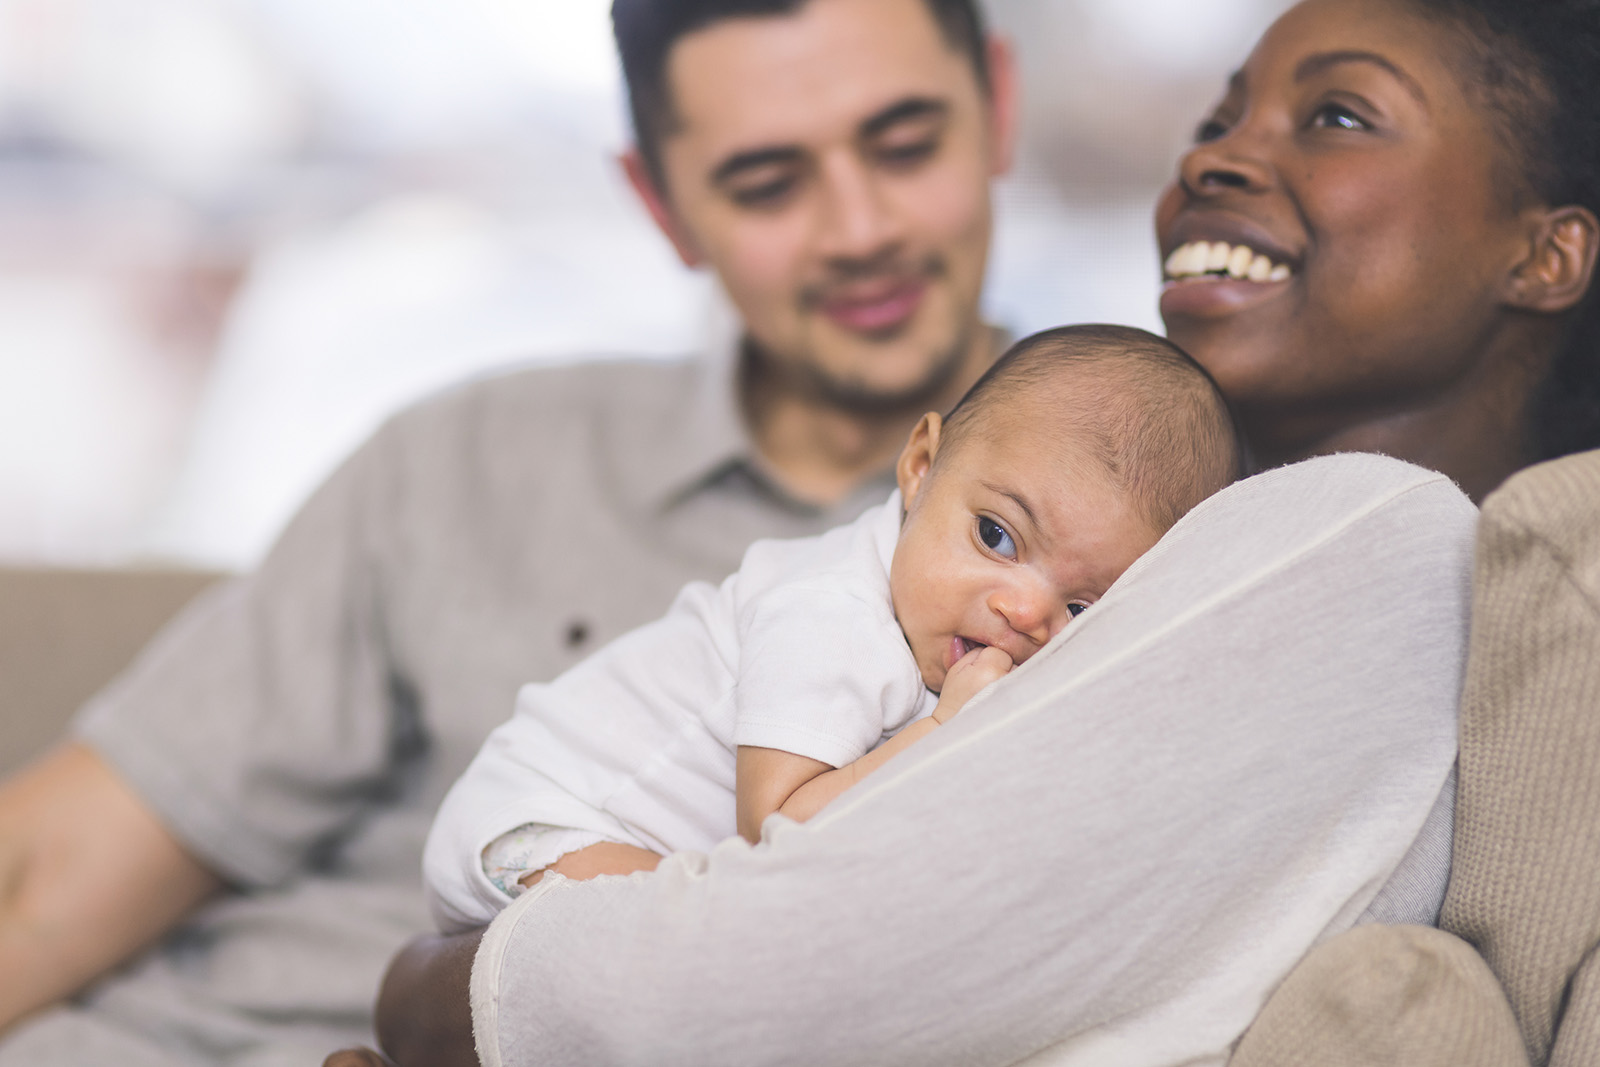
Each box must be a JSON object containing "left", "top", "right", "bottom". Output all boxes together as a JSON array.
[{"left": 1164, "top": 241, "right": 1292, "bottom": 284}]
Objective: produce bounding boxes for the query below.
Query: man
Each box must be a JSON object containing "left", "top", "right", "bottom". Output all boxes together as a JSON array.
[{"left": 0, "top": 0, "right": 1016, "bottom": 1061}]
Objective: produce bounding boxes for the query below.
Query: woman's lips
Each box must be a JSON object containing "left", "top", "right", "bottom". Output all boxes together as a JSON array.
[
  {"left": 817, "top": 279, "right": 927, "bottom": 334},
  {"left": 1159, "top": 272, "right": 1294, "bottom": 320}
]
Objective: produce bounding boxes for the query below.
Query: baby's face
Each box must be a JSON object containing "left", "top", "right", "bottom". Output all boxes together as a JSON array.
[{"left": 889, "top": 407, "right": 1162, "bottom": 694}]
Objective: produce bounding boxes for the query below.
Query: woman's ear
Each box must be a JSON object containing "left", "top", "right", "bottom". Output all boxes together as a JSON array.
[
  {"left": 896, "top": 413, "right": 942, "bottom": 509},
  {"left": 1505, "top": 204, "right": 1600, "bottom": 313},
  {"left": 620, "top": 148, "right": 705, "bottom": 268}
]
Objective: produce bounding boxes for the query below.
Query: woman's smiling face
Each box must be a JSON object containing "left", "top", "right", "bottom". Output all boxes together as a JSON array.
[{"left": 1155, "top": 0, "right": 1542, "bottom": 462}]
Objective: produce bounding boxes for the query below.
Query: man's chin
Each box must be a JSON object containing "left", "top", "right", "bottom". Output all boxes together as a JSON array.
[{"left": 806, "top": 355, "right": 971, "bottom": 415}]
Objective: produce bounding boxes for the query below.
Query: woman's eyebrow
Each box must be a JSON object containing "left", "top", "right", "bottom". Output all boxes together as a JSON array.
[{"left": 1294, "top": 50, "right": 1429, "bottom": 107}]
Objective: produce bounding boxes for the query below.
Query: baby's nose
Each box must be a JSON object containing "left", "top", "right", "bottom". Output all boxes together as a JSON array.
[{"left": 990, "top": 583, "right": 1059, "bottom": 645}]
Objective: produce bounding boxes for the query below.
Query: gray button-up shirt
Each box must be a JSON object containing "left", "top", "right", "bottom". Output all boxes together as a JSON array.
[{"left": 39, "top": 344, "right": 894, "bottom": 1063}]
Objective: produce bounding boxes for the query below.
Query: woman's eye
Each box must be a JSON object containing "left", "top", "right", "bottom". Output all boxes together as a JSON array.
[
  {"left": 1310, "top": 104, "right": 1369, "bottom": 132},
  {"left": 977, "top": 517, "right": 1017, "bottom": 559}
]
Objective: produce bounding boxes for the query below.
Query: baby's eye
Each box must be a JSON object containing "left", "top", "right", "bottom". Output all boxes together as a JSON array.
[
  {"left": 976, "top": 516, "right": 1017, "bottom": 559},
  {"left": 1067, "top": 602, "right": 1088, "bottom": 618}
]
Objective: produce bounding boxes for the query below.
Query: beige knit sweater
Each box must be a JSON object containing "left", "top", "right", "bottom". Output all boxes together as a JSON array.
[{"left": 1233, "top": 448, "right": 1600, "bottom": 1067}]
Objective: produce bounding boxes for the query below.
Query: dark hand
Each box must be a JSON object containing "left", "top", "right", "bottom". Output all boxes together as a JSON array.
[{"left": 322, "top": 1049, "right": 395, "bottom": 1067}]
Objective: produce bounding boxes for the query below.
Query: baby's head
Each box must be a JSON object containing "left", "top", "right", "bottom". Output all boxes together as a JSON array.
[{"left": 890, "top": 323, "right": 1241, "bottom": 693}]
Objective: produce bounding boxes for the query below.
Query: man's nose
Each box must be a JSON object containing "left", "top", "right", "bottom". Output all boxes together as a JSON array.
[{"left": 814, "top": 153, "right": 902, "bottom": 263}]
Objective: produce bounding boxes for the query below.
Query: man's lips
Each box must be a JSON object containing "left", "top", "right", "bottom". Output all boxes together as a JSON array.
[{"left": 815, "top": 278, "right": 927, "bottom": 334}]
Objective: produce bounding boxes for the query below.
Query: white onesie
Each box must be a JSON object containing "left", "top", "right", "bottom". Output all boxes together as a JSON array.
[{"left": 423, "top": 491, "right": 937, "bottom": 932}]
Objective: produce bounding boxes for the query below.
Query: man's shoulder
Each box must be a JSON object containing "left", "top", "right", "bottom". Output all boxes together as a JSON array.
[
  {"left": 364, "top": 355, "right": 709, "bottom": 460},
  {"left": 404, "top": 355, "right": 704, "bottom": 428}
]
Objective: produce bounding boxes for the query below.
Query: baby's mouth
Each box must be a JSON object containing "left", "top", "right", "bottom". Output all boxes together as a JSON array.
[
  {"left": 1163, "top": 240, "right": 1293, "bottom": 285},
  {"left": 949, "top": 635, "right": 984, "bottom": 668}
]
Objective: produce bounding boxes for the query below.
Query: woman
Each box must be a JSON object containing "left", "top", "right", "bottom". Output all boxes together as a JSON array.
[
  {"left": 340, "top": 1, "right": 1600, "bottom": 1064},
  {"left": 1159, "top": 0, "right": 1599, "bottom": 502}
]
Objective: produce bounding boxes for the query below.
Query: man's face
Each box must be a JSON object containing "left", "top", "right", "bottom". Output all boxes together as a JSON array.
[{"left": 635, "top": 0, "right": 1014, "bottom": 409}]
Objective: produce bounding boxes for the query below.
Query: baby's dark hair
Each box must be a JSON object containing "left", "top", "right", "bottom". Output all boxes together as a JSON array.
[
  {"left": 1402, "top": 0, "right": 1600, "bottom": 460},
  {"left": 940, "top": 324, "right": 1243, "bottom": 534}
]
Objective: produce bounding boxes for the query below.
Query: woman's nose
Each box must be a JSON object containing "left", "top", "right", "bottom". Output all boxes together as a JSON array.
[{"left": 1175, "top": 124, "right": 1275, "bottom": 200}]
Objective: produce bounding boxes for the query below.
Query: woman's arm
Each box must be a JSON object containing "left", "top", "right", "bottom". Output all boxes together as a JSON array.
[
  {"left": 375, "top": 841, "right": 660, "bottom": 1066},
  {"left": 373, "top": 929, "right": 481, "bottom": 1067},
  {"left": 467, "top": 457, "right": 1477, "bottom": 1067}
]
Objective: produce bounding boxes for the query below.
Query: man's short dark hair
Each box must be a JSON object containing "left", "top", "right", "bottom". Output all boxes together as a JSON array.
[{"left": 612, "top": 0, "right": 990, "bottom": 191}]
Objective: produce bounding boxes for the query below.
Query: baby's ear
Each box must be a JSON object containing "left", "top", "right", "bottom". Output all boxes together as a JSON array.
[{"left": 896, "top": 413, "right": 942, "bottom": 507}]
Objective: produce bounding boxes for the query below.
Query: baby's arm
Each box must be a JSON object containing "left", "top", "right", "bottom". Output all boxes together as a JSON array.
[
  {"left": 517, "top": 841, "right": 662, "bottom": 889},
  {"left": 765, "top": 644, "right": 1014, "bottom": 828},
  {"left": 736, "top": 747, "right": 835, "bottom": 843}
]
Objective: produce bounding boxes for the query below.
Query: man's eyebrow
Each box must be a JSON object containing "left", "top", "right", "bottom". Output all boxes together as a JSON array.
[
  {"left": 707, "top": 97, "right": 948, "bottom": 187},
  {"left": 1294, "top": 50, "right": 1428, "bottom": 107},
  {"left": 981, "top": 481, "right": 1039, "bottom": 530},
  {"left": 710, "top": 146, "right": 804, "bottom": 187},
  {"left": 859, "top": 96, "right": 948, "bottom": 139}
]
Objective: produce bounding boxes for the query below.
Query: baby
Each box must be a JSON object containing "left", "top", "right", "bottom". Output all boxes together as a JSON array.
[{"left": 424, "top": 324, "right": 1241, "bottom": 931}]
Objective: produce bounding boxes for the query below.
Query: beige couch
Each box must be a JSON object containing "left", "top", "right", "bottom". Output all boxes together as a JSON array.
[
  {"left": 0, "top": 566, "right": 221, "bottom": 779},
  {"left": 3, "top": 447, "right": 1596, "bottom": 1065}
]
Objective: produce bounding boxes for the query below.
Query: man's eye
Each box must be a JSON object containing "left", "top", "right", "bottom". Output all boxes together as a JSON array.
[
  {"left": 876, "top": 137, "right": 939, "bottom": 168},
  {"left": 1194, "top": 117, "right": 1230, "bottom": 143},
  {"left": 727, "top": 175, "right": 799, "bottom": 208},
  {"left": 1310, "top": 104, "right": 1369, "bottom": 132},
  {"left": 977, "top": 517, "right": 1017, "bottom": 559}
]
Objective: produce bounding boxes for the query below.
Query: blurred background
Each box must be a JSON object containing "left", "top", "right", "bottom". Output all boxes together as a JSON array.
[{"left": 0, "top": 0, "right": 1293, "bottom": 571}]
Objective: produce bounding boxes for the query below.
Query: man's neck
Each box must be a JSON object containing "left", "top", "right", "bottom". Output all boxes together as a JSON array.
[{"left": 741, "top": 327, "right": 1003, "bottom": 508}]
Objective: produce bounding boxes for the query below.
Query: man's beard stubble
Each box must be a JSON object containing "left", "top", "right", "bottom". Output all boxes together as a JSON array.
[{"left": 751, "top": 251, "right": 978, "bottom": 416}]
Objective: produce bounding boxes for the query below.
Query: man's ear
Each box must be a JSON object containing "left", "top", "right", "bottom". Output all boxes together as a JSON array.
[
  {"left": 1505, "top": 204, "right": 1600, "bottom": 314},
  {"left": 982, "top": 36, "right": 1020, "bottom": 179},
  {"left": 896, "top": 413, "right": 943, "bottom": 509},
  {"left": 620, "top": 148, "right": 705, "bottom": 268}
]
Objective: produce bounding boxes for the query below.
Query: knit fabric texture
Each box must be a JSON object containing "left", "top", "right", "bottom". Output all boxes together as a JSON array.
[{"left": 1442, "top": 447, "right": 1600, "bottom": 1065}]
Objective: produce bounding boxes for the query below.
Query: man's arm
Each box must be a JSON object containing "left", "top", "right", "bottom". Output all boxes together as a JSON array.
[{"left": 0, "top": 743, "right": 222, "bottom": 1033}]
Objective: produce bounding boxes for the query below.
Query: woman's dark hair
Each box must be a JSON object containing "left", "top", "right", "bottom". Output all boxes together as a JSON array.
[
  {"left": 611, "top": 0, "right": 989, "bottom": 191},
  {"left": 1407, "top": 0, "right": 1600, "bottom": 460}
]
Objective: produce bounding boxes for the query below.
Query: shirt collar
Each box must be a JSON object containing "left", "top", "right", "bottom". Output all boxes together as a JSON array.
[{"left": 618, "top": 311, "right": 1006, "bottom": 517}]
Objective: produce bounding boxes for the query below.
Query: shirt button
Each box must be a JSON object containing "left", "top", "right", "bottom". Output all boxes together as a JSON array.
[{"left": 564, "top": 620, "right": 591, "bottom": 649}]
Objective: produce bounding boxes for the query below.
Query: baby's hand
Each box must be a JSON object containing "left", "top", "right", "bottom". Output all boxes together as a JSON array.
[{"left": 933, "top": 645, "right": 1014, "bottom": 723}]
